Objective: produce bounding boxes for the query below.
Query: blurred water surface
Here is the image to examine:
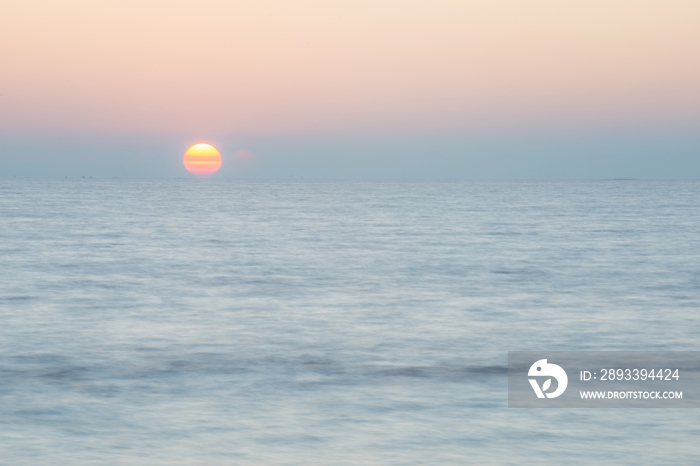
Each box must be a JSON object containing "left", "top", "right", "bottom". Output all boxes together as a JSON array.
[{"left": 1, "top": 180, "right": 699, "bottom": 465}]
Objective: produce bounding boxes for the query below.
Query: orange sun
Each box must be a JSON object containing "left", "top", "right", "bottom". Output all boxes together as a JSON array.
[{"left": 183, "top": 143, "right": 222, "bottom": 177}]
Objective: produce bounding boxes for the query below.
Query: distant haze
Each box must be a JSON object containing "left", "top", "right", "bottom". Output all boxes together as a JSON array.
[{"left": 1, "top": 0, "right": 698, "bottom": 178}]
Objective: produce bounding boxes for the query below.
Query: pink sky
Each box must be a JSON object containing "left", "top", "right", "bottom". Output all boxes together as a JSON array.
[{"left": 2, "top": 0, "right": 699, "bottom": 135}]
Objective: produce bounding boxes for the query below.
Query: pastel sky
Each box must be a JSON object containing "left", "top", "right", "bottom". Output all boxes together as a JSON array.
[{"left": 1, "top": 0, "right": 699, "bottom": 178}]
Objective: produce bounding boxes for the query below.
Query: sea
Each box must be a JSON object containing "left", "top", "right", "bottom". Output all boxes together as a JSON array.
[{"left": 1, "top": 179, "right": 699, "bottom": 465}]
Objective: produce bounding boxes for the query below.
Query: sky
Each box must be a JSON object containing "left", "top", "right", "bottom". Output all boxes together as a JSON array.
[{"left": 1, "top": 0, "right": 699, "bottom": 179}]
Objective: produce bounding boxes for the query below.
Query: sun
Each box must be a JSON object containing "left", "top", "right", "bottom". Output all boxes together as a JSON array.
[{"left": 183, "top": 143, "right": 222, "bottom": 177}]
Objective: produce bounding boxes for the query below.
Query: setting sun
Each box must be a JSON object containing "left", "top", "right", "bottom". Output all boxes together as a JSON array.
[{"left": 183, "top": 143, "right": 222, "bottom": 177}]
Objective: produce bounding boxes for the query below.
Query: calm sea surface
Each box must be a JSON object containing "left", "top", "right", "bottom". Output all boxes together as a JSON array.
[{"left": 1, "top": 180, "right": 699, "bottom": 465}]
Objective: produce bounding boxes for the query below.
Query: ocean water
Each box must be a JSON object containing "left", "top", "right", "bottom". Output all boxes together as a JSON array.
[{"left": 1, "top": 179, "right": 699, "bottom": 465}]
